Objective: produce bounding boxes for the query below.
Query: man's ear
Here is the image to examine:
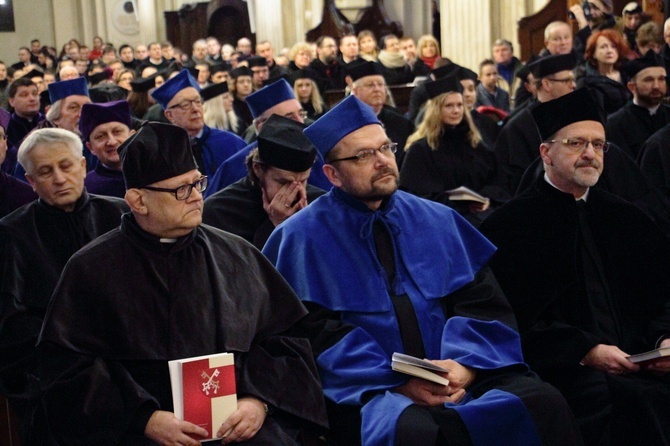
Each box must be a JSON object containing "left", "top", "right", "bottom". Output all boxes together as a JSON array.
[
  {"left": 539, "top": 143, "right": 552, "bottom": 166},
  {"left": 322, "top": 163, "right": 341, "bottom": 188},
  {"left": 25, "top": 173, "right": 37, "bottom": 191},
  {"left": 125, "top": 188, "right": 148, "bottom": 215},
  {"left": 164, "top": 109, "right": 174, "bottom": 124}
]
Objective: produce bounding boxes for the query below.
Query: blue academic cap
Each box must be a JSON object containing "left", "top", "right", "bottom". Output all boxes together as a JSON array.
[
  {"left": 246, "top": 78, "right": 295, "bottom": 118},
  {"left": 304, "top": 95, "right": 381, "bottom": 160},
  {"left": 150, "top": 69, "right": 200, "bottom": 110},
  {"left": 48, "top": 77, "right": 89, "bottom": 103}
]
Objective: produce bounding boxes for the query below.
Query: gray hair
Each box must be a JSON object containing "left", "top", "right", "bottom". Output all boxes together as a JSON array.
[
  {"left": 18, "top": 128, "right": 83, "bottom": 174},
  {"left": 46, "top": 99, "right": 62, "bottom": 122}
]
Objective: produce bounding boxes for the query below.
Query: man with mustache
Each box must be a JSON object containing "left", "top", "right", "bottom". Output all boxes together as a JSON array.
[
  {"left": 481, "top": 88, "right": 670, "bottom": 445},
  {"left": 264, "top": 95, "right": 582, "bottom": 446},
  {"left": 606, "top": 50, "right": 670, "bottom": 160},
  {"left": 33, "top": 122, "right": 327, "bottom": 445}
]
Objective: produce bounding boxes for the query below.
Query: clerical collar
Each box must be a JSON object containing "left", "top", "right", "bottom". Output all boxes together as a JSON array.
[
  {"left": 159, "top": 237, "right": 178, "bottom": 243},
  {"left": 633, "top": 98, "right": 660, "bottom": 115},
  {"left": 543, "top": 173, "right": 589, "bottom": 201}
]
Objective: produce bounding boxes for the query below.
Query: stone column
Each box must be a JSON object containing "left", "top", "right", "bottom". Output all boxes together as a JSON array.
[
  {"left": 252, "top": 0, "right": 284, "bottom": 49},
  {"left": 439, "top": 0, "right": 493, "bottom": 71}
]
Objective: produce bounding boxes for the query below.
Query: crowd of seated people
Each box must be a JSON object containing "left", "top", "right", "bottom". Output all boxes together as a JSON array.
[{"left": 3, "top": 2, "right": 670, "bottom": 444}]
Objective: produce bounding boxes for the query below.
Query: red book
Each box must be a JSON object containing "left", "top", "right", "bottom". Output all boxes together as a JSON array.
[{"left": 169, "top": 352, "right": 237, "bottom": 439}]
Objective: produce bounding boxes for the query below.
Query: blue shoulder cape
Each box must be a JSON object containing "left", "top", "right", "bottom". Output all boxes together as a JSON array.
[{"left": 264, "top": 188, "right": 496, "bottom": 312}]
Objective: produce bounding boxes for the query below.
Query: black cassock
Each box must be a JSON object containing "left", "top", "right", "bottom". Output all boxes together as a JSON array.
[
  {"left": 32, "top": 214, "right": 327, "bottom": 445},
  {"left": 0, "top": 192, "right": 127, "bottom": 413},
  {"left": 606, "top": 102, "right": 670, "bottom": 161},
  {"left": 480, "top": 178, "right": 670, "bottom": 445},
  {"left": 203, "top": 176, "right": 325, "bottom": 250}
]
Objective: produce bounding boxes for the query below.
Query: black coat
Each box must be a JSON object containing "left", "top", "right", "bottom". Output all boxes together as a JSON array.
[
  {"left": 606, "top": 101, "right": 670, "bottom": 160},
  {"left": 480, "top": 178, "right": 670, "bottom": 444},
  {"left": 493, "top": 105, "right": 541, "bottom": 194},
  {"left": 33, "top": 214, "right": 328, "bottom": 444},
  {"left": 0, "top": 192, "right": 127, "bottom": 411}
]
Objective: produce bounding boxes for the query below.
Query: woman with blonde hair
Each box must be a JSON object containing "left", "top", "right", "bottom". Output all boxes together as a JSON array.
[
  {"left": 416, "top": 34, "right": 441, "bottom": 70},
  {"left": 358, "top": 30, "right": 379, "bottom": 61},
  {"left": 400, "top": 75, "right": 507, "bottom": 225},
  {"left": 291, "top": 70, "right": 327, "bottom": 120},
  {"left": 287, "top": 42, "right": 313, "bottom": 74},
  {"left": 202, "top": 82, "right": 240, "bottom": 134}
]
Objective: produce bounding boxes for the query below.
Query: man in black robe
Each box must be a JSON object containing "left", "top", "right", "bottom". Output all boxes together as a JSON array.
[
  {"left": 606, "top": 50, "right": 670, "bottom": 161},
  {"left": 79, "top": 99, "right": 134, "bottom": 198},
  {"left": 639, "top": 122, "right": 670, "bottom": 207},
  {"left": 494, "top": 53, "right": 576, "bottom": 194},
  {"left": 203, "top": 115, "right": 324, "bottom": 249},
  {"left": 0, "top": 128, "right": 127, "bottom": 437},
  {"left": 6, "top": 78, "right": 44, "bottom": 149},
  {"left": 349, "top": 61, "right": 414, "bottom": 167},
  {"left": 480, "top": 89, "right": 670, "bottom": 445},
  {"left": 32, "top": 122, "right": 327, "bottom": 445}
]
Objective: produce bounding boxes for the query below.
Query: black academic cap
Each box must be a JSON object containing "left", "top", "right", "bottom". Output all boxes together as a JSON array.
[
  {"left": 89, "top": 83, "right": 129, "bottom": 103},
  {"left": 456, "top": 66, "right": 478, "bottom": 83},
  {"left": 347, "top": 61, "right": 385, "bottom": 81},
  {"left": 23, "top": 68, "right": 44, "bottom": 79},
  {"left": 623, "top": 50, "right": 665, "bottom": 79},
  {"left": 230, "top": 66, "right": 253, "bottom": 78},
  {"left": 247, "top": 56, "right": 268, "bottom": 68},
  {"left": 431, "top": 63, "right": 461, "bottom": 80},
  {"left": 289, "top": 69, "right": 316, "bottom": 85},
  {"left": 130, "top": 75, "right": 156, "bottom": 93},
  {"left": 118, "top": 121, "right": 198, "bottom": 189},
  {"left": 88, "top": 68, "right": 113, "bottom": 86},
  {"left": 186, "top": 66, "right": 200, "bottom": 79},
  {"left": 211, "top": 62, "right": 232, "bottom": 74},
  {"left": 425, "top": 74, "right": 464, "bottom": 100},
  {"left": 532, "top": 88, "right": 605, "bottom": 141},
  {"left": 200, "top": 82, "right": 229, "bottom": 101},
  {"left": 527, "top": 53, "right": 576, "bottom": 79},
  {"left": 257, "top": 114, "right": 316, "bottom": 172}
]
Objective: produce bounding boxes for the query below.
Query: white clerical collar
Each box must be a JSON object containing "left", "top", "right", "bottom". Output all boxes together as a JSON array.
[
  {"left": 160, "top": 238, "right": 178, "bottom": 243},
  {"left": 633, "top": 98, "right": 660, "bottom": 115},
  {"left": 544, "top": 173, "right": 589, "bottom": 201}
]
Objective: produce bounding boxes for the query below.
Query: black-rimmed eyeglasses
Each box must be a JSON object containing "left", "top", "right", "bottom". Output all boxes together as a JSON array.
[{"left": 142, "top": 176, "right": 208, "bottom": 200}]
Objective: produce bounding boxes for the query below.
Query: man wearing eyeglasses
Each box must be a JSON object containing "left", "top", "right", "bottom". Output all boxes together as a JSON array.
[
  {"left": 481, "top": 88, "right": 670, "bottom": 445},
  {"left": 349, "top": 61, "right": 414, "bottom": 168},
  {"left": 263, "top": 95, "right": 582, "bottom": 446},
  {"left": 495, "top": 52, "right": 577, "bottom": 193},
  {"left": 0, "top": 128, "right": 127, "bottom": 440},
  {"left": 152, "top": 69, "right": 246, "bottom": 179},
  {"left": 32, "top": 121, "right": 327, "bottom": 445},
  {"left": 206, "top": 78, "right": 331, "bottom": 197}
]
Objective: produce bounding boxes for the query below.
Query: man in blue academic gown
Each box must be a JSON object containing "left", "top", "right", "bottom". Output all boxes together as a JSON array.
[
  {"left": 206, "top": 78, "right": 330, "bottom": 197},
  {"left": 263, "top": 95, "right": 582, "bottom": 445},
  {"left": 151, "top": 69, "right": 247, "bottom": 178}
]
